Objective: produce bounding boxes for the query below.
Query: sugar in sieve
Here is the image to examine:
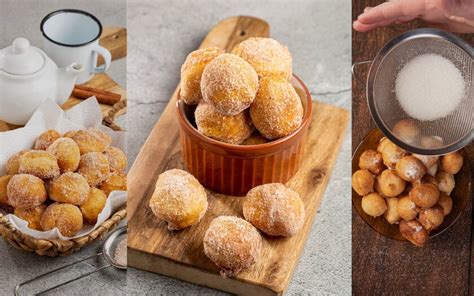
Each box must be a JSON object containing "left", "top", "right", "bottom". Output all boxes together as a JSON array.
[
  {"left": 14, "top": 226, "right": 127, "bottom": 295},
  {"left": 353, "top": 28, "right": 473, "bottom": 155}
]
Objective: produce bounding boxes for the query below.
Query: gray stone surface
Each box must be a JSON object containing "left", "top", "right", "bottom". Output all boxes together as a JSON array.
[
  {"left": 0, "top": 1, "right": 126, "bottom": 295},
  {"left": 127, "top": 0, "right": 351, "bottom": 295}
]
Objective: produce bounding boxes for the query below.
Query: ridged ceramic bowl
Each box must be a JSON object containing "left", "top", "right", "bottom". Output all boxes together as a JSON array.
[{"left": 176, "top": 74, "right": 313, "bottom": 196}]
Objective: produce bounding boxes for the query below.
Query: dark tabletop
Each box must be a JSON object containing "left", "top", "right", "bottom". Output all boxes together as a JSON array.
[{"left": 352, "top": 0, "right": 474, "bottom": 294}]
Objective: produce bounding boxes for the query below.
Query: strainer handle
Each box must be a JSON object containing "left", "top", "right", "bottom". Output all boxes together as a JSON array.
[{"left": 351, "top": 60, "right": 372, "bottom": 75}]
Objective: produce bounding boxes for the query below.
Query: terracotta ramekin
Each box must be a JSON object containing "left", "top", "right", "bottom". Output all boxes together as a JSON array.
[{"left": 176, "top": 74, "right": 313, "bottom": 196}]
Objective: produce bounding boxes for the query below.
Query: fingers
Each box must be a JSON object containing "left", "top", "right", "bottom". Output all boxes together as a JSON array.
[
  {"left": 353, "top": 18, "right": 398, "bottom": 32},
  {"left": 357, "top": 2, "right": 404, "bottom": 24}
]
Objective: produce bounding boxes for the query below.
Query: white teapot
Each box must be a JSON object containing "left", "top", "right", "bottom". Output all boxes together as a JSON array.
[{"left": 0, "top": 38, "right": 84, "bottom": 125}]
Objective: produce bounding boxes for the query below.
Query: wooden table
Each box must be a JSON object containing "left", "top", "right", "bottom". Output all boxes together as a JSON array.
[{"left": 352, "top": 1, "right": 474, "bottom": 294}]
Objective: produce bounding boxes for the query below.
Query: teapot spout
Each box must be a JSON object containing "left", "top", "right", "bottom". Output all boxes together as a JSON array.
[{"left": 56, "top": 63, "right": 84, "bottom": 105}]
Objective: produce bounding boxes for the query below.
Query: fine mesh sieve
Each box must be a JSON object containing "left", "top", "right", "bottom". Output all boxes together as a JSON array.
[{"left": 365, "top": 29, "right": 473, "bottom": 155}]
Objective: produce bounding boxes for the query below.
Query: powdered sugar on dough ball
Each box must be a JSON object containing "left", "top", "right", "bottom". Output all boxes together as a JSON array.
[
  {"left": 71, "top": 128, "right": 112, "bottom": 154},
  {"left": 203, "top": 216, "right": 262, "bottom": 278},
  {"left": 149, "top": 169, "right": 207, "bottom": 230},
  {"left": 104, "top": 146, "right": 127, "bottom": 172},
  {"left": 40, "top": 203, "right": 83, "bottom": 237},
  {"left": 18, "top": 150, "right": 60, "bottom": 179},
  {"left": 7, "top": 174, "right": 47, "bottom": 209},
  {"left": 49, "top": 172, "right": 90, "bottom": 205},
  {"left": 47, "top": 137, "right": 81, "bottom": 173},
  {"left": 100, "top": 171, "right": 127, "bottom": 196},
  {"left": 180, "top": 47, "right": 224, "bottom": 105},
  {"left": 250, "top": 76, "right": 303, "bottom": 140},
  {"left": 0, "top": 175, "right": 13, "bottom": 207},
  {"left": 34, "top": 130, "right": 61, "bottom": 150},
  {"left": 77, "top": 152, "right": 110, "bottom": 186},
  {"left": 195, "top": 102, "right": 254, "bottom": 144},
  {"left": 243, "top": 183, "right": 305, "bottom": 237},
  {"left": 201, "top": 53, "right": 259, "bottom": 116},
  {"left": 232, "top": 37, "right": 292, "bottom": 80},
  {"left": 5, "top": 150, "right": 28, "bottom": 175}
]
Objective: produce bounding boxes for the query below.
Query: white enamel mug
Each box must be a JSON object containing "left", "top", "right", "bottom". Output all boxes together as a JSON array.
[{"left": 40, "top": 9, "right": 111, "bottom": 84}]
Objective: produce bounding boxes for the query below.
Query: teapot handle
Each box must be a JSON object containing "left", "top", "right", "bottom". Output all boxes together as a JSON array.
[{"left": 92, "top": 45, "right": 111, "bottom": 74}]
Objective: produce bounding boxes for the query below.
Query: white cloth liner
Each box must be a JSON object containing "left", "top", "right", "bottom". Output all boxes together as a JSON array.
[{"left": 0, "top": 98, "right": 127, "bottom": 240}]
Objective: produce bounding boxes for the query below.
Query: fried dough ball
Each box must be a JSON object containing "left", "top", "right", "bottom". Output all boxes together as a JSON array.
[
  {"left": 392, "top": 119, "right": 420, "bottom": 145},
  {"left": 397, "top": 195, "right": 418, "bottom": 221},
  {"left": 14, "top": 204, "right": 46, "bottom": 231},
  {"left": 231, "top": 37, "right": 292, "bottom": 80},
  {"left": 46, "top": 137, "right": 80, "bottom": 173},
  {"left": 418, "top": 205, "right": 445, "bottom": 231},
  {"left": 80, "top": 188, "right": 107, "bottom": 224},
  {"left": 18, "top": 150, "right": 60, "bottom": 179},
  {"left": 77, "top": 152, "right": 110, "bottom": 187},
  {"left": 427, "top": 163, "right": 438, "bottom": 177},
  {"left": 409, "top": 183, "right": 439, "bottom": 208},
  {"left": 377, "top": 138, "right": 407, "bottom": 169},
  {"left": 195, "top": 102, "right": 254, "bottom": 144},
  {"left": 99, "top": 171, "right": 127, "bottom": 196},
  {"left": 395, "top": 156, "right": 427, "bottom": 182},
  {"left": 63, "top": 130, "right": 77, "bottom": 138},
  {"left": 441, "top": 151, "right": 463, "bottom": 175},
  {"left": 149, "top": 169, "right": 207, "bottom": 230},
  {"left": 420, "top": 136, "right": 443, "bottom": 149},
  {"left": 71, "top": 128, "right": 112, "bottom": 154},
  {"left": 34, "top": 129, "right": 61, "bottom": 150},
  {"left": 241, "top": 132, "right": 269, "bottom": 145},
  {"left": 203, "top": 216, "right": 262, "bottom": 278},
  {"left": 49, "top": 172, "right": 90, "bottom": 205},
  {"left": 384, "top": 197, "right": 400, "bottom": 224},
  {"left": 40, "top": 203, "right": 83, "bottom": 237},
  {"left": 250, "top": 76, "right": 303, "bottom": 139},
  {"left": 399, "top": 220, "right": 428, "bottom": 247},
  {"left": 243, "top": 183, "right": 305, "bottom": 237},
  {"left": 180, "top": 47, "right": 224, "bottom": 105},
  {"left": 379, "top": 169, "right": 406, "bottom": 197},
  {"left": 359, "top": 149, "right": 384, "bottom": 175},
  {"left": 201, "top": 53, "right": 258, "bottom": 115},
  {"left": 104, "top": 146, "right": 127, "bottom": 172},
  {"left": 421, "top": 174, "right": 438, "bottom": 187},
  {"left": 0, "top": 175, "right": 13, "bottom": 207},
  {"left": 7, "top": 174, "right": 47, "bottom": 209},
  {"left": 436, "top": 171, "right": 455, "bottom": 195},
  {"left": 5, "top": 150, "right": 28, "bottom": 175},
  {"left": 352, "top": 170, "right": 374, "bottom": 196},
  {"left": 373, "top": 175, "right": 387, "bottom": 197},
  {"left": 412, "top": 154, "right": 439, "bottom": 169},
  {"left": 437, "top": 193, "right": 453, "bottom": 216},
  {"left": 361, "top": 193, "right": 387, "bottom": 217}
]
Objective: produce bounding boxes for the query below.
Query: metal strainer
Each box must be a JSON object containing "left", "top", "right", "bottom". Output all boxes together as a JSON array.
[{"left": 355, "top": 29, "right": 473, "bottom": 155}]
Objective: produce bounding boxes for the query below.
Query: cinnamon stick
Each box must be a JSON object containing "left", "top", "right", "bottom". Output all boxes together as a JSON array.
[{"left": 73, "top": 85, "right": 121, "bottom": 105}]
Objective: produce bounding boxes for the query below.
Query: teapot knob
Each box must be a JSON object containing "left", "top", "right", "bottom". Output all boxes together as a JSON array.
[{"left": 12, "top": 38, "right": 30, "bottom": 54}]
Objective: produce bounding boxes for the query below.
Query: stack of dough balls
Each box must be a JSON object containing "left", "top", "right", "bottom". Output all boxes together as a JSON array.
[
  {"left": 0, "top": 128, "right": 127, "bottom": 237},
  {"left": 352, "top": 135, "right": 463, "bottom": 247},
  {"left": 150, "top": 168, "right": 306, "bottom": 277},
  {"left": 180, "top": 37, "right": 303, "bottom": 144}
]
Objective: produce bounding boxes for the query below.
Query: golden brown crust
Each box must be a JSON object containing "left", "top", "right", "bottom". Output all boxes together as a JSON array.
[
  {"left": 203, "top": 216, "right": 262, "bottom": 278},
  {"left": 243, "top": 183, "right": 305, "bottom": 237},
  {"left": 18, "top": 150, "right": 60, "bottom": 179},
  {"left": 14, "top": 204, "right": 46, "bottom": 231},
  {"left": 149, "top": 169, "right": 207, "bottom": 230},
  {"left": 46, "top": 137, "right": 81, "bottom": 173},
  {"left": 77, "top": 152, "right": 110, "bottom": 186},
  {"left": 180, "top": 47, "right": 224, "bottom": 105},
  {"left": 359, "top": 149, "right": 384, "bottom": 175},
  {"left": 231, "top": 37, "right": 292, "bottom": 80},
  {"left": 435, "top": 171, "right": 455, "bottom": 195},
  {"left": 392, "top": 119, "right": 420, "bottom": 145},
  {"left": 437, "top": 193, "right": 453, "bottom": 216},
  {"left": 80, "top": 188, "right": 107, "bottom": 224},
  {"left": 71, "top": 128, "right": 112, "bottom": 154},
  {"left": 7, "top": 174, "right": 47, "bottom": 209},
  {"left": 5, "top": 150, "right": 28, "bottom": 175},
  {"left": 409, "top": 183, "right": 440, "bottom": 208},
  {"left": 49, "top": 172, "right": 90, "bottom": 205},
  {"left": 395, "top": 156, "right": 427, "bottom": 182},
  {"left": 379, "top": 169, "right": 406, "bottom": 197},
  {"left": 361, "top": 193, "right": 387, "bottom": 217},
  {"left": 240, "top": 132, "right": 269, "bottom": 145},
  {"left": 397, "top": 195, "right": 418, "bottom": 221},
  {"left": 378, "top": 138, "right": 407, "bottom": 169},
  {"left": 104, "top": 146, "right": 127, "bottom": 172},
  {"left": 250, "top": 76, "right": 303, "bottom": 140},
  {"left": 201, "top": 53, "right": 259, "bottom": 116},
  {"left": 351, "top": 169, "right": 374, "bottom": 196},
  {"left": 399, "top": 220, "right": 428, "bottom": 247},
  {"left": 384, "top": 197, "right": 400, "bottom": 224},
  {"left": 195, "top": 102, "right": 254, "bottom": 144},
  {"left": 99, "top": 171, "right": 127, "bottom": 196},
  {"left": 0, "top": 175, "right": 12, "bottom": 207},
  {"left": 418, "top": 205, "right": 444, "bottom": 231},
  {"left": 40, "top": 203, "right": 83, "bottom": 237},
  {"left": 34, "top": 130, "right": 61, "bottom": 150},
  {"left": 441, "top": 151, "right": 463, "bottom": 175}
]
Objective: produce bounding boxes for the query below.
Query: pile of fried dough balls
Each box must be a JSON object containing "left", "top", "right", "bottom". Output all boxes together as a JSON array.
[
  {"left": 352, "top": 135, "right": 463, "bottom": 247},
  {"left": 180, "top": 37, "right": 303, "bottom": 145},
  {"left": 149, "top": 169, "right": 305, "bottom": 277},
  {"left": 0, "top": 128, "right": 127, "bottom": 237}
]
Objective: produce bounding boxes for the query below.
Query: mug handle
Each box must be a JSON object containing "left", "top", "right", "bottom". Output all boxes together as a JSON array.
[{"left": 92, "top": 45, "right": 111, "bottom": 74}]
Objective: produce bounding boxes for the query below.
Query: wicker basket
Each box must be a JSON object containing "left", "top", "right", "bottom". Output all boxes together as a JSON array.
[{"left": 0, "top": 100, "right": 127, "bottom": 257}]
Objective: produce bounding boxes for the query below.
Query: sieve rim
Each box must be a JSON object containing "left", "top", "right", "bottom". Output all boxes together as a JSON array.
[
  {"left": 102, "top": 225, "right": 127, "bottom": 270},
  {"left": 366, "top": 28, "right": 474, "bottom": 155}
]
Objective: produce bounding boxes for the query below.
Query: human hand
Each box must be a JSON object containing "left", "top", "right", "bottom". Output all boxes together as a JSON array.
[{"left": 353, "top": 0, "right": 474, "bottom": 33}]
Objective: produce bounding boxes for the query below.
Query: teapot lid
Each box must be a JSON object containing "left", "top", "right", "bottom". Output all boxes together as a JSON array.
[{"left": 0, "top": 38, "right": 44, "bottom": 75}]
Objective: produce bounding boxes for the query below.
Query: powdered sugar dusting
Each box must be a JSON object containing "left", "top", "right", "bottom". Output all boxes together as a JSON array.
[{"left": 7, "top": 174, "right": 47, "bottom": 209}]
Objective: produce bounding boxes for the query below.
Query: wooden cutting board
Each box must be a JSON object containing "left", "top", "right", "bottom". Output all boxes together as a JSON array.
[
  {"left": 127, "top": 16, "right": 349, "bottom": 295},
  {"left": 0, "top": 27, "right": 127, "bottom": 132}
]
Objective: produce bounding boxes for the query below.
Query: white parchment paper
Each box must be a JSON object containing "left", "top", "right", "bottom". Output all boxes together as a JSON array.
[{"left": 0, "top": 98, "right": 127, "bottom": 240}]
